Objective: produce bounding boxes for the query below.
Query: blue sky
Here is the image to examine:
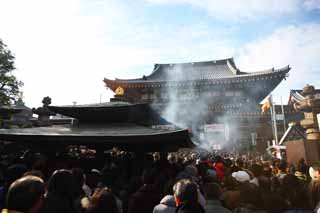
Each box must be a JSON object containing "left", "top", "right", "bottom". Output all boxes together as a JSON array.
[{"left": 0, "top": 0, "right": 319, "bottom": 107}]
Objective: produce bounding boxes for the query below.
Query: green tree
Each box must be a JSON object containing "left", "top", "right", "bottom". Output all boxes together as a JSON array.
[{"left": 0, "top": 39, "right": 23, "bottom": 105}]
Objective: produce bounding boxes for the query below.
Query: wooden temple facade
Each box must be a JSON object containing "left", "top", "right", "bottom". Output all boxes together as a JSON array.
[{"left": 104, "top": 58, "right": 291, "bottom": 151}]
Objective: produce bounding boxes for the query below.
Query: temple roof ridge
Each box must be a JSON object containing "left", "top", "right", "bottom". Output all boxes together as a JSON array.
[
  {"left": 152, "top": 57, "right": 234, "bottom": 67},
  {"left": 103, "top": 58, "right": 290, "bottom": 85}
]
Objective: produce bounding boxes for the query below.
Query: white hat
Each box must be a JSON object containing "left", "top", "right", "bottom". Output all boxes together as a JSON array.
[{"left": 232, "top": 171, "right": 250, "bottom": 182}]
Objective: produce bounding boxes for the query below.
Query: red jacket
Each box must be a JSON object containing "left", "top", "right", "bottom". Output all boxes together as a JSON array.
[{"left": 214, "top": 162, "right": 224, "bottom": 182}]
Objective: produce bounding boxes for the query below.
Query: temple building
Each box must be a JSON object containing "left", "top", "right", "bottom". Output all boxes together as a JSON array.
[
  {"left": 104, "top": 58, "right": 291, "bottom": 150},
  {"left": 0, "top": 102, "right": 192, "bottom": 153}
]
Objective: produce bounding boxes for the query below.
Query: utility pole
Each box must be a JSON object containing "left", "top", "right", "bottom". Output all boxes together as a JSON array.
[
  {"left": 271, "top": 95, "right": 278, "bottom": 145},
  {"left": 281, "top": 96, "right": 286, "bottom": 132}
]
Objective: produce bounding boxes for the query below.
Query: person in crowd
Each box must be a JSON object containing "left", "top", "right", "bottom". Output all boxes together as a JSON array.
[
  {"left": 22, "top": 170, "right": 45, "bottom": 181},
  {"left": 214, "top": 156, "right": 225, "bottom": 182},
  {"left": 309, "top": 163, "right": 320, "bottom": 212},
  {"left": 203, "top": 182, "right": 231, "bottom": 213},
  {"left": 232, "top": 158, "right": 244, "bottom": 172},
  {"left": 2, "top": 175, "right": 45, "bottom": 213},
  {"left": 86, "top": 169, "right": 102, "bottom": 195},
  {"left": 153, "top": 179, "right": 177, "bottom": 213},
  {"left": 173, "top": 179, "right": 205, "bottom": 213},
  {"left": 221, "top": 170, "right": 250, "bottom": 210},
  {"left": 177, "top": 165, "right": 199, "bottom": 183},
  {"left": 72, "top": 168, "right": 89, "bottom": 212},
  {"left": 250, "top": 164, "right": 263, "bottom": 186},
  {"left": 86, "top": 187, "right": 120, "bottom": 213},
  {"left": 277, "top": 160, "right": 288, "bottom": 181},
  {"left": 4, "top": 164, "right": 27, "bottom": 193},
  {"left": 128, "top": 168, "right": 162, "bottom": 213},
  {"left": 288, "top": 162, "right": 296, "bottom": 175},
  {"left": 281, "top": 174, "right": 313, "bottom": 212},
  {"left": 297, "top": 158, "right": 308, "bottom": 175},
  {"left": 233, "top": 182, "right": 266, "bottom": 213},
  {"left": 176, "top": 164, "right": 207, "bottom": 208},
  {"left": 41, "top": 169, "right": 77, "bottom": 213}
]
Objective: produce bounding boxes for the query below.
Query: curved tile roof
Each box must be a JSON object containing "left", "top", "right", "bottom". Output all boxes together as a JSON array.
[{"left": 105, "top": 58, "right": 290, "bottom": 84}]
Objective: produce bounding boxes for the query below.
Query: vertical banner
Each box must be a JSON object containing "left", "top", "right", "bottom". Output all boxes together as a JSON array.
[
  {"left": 317, "top": 113, "right": 320, "bottom": 131},
  {"left": 251, "top": 132, "right": 257, "bottom": 146},
  {"left": 225, "top": 123, "right": 230, "bottom": 141}
]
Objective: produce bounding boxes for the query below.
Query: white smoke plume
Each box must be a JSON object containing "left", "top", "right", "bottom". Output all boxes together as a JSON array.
[{"left": 156, "top": 62, "right": 264, "bottom": 152}]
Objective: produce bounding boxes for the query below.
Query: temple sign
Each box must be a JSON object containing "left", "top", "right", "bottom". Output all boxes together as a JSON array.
[{"left": 115, "top": 86, "right": 125, "bottom": 96}]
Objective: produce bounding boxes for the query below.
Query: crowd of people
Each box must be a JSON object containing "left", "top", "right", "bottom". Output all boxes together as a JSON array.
[{"left": 0, "top": 147, "right": 320, "bottom": 213}]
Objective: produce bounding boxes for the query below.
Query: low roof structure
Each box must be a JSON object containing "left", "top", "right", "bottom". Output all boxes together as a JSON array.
[{"left": 0, "top": 102, "right": 193, "bottom": 152}]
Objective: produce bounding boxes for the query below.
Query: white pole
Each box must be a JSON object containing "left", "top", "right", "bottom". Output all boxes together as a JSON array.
[
  {"left": 271, "top": 96, "right": 279, "bottom": 145},
  {"left": 269, "top": 95, "right": 275, "bottom": 146},
  {"left": 281, "top": 96, "right": 286, "bottom": 132}
]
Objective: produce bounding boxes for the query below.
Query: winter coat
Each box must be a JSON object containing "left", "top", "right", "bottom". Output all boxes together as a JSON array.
[
  {"left": 128, "top": 184, "right": 162, "bottom": 213},
  {"left": 221, "top": 190, "right": 240, "bottom": 210},
  {"left": 175, "top": 202, "right": 205, "bottom": 213},
  {"left": 233, "top": 204, "right": 267, "bottom": 213},
  {"left": 214, "top": 162, "right": 224, "bottom": 182},
  {"left": 204, "top": 199, "right": 232, "bottom": 213},
  {"left": 41, "top": 193, "right": 77, "bottom": 213},
  {"left": 153, "top": 195, "right": 176, "bottom": 213}
]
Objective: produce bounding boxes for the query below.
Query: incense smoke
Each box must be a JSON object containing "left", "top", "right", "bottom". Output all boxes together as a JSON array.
[{"left": 153, "top": 63, "right": 260, "bottom": 152}]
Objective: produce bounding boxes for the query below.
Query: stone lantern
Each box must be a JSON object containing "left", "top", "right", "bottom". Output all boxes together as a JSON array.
[
  {"left": 32, "top": 97, "right": 55, "bottom": 126},
  {"left": 294, "top": 84, "right": 320, "bottom": 140},
  {"left": 286, "top": 85, "right": 320, "bottom": 165}
]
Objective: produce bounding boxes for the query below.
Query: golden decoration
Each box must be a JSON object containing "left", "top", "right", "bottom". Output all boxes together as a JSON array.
[{"left": 115, "top": 86, "right": 124, "bottom": 96}]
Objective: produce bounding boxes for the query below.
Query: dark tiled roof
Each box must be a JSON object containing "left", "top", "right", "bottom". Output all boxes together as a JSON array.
[
  {"left": 48, "top": 103, "right": 169, "bottom": 124},
  {"left": 0, "top": 124, "right": 193, "bottom": 152},
  {"left": 0, "top": 123, "right": 178, "bottom": 136},
  {"left": 115, "top": 58, "right": 240, "bottom": 82},
  {"left": 105, "top": 58, "right": 290, "bottom": 84},
  {"left": 147, "top": 58, "right": 240, "bottom": 81}
]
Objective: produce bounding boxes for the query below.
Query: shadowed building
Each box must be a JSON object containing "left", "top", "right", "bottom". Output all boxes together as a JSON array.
[
  {"left": 0, "top": 102, "right": 192, "bottom": 153},
  {"left": 104, "top": 58, "right": 290, "bottom": 150}
]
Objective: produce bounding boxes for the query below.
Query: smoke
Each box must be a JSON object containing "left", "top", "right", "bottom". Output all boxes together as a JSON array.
[
  {"left": 154, "top": 62, "right": 263, "bottom": 152},
  {"left": 160, "top": 64, "right": 206, "bottom": 130}
]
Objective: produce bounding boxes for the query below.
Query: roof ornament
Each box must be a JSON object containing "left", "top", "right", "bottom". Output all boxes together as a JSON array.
[{"left": 115, "top": 86, "right": 125, "bottom": 96}]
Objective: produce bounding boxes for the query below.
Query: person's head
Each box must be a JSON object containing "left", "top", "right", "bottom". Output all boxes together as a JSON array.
[
  {"left": 23, "top": 170, "right": 45, "bottom": 181},
  {"left": 142, "top": 167, "right": 158, "bottom": 185},
  {"left": 258, "top": 176, "right": 271, "bottom": 193},
  {"left": 163, "top": 178, "right": 176, "bottom": 195},
  {"left": 231, "top": 171, "right": 250, "bottom": 183},
  {"left": 184, "top": 165, "right": 198, "bottom": 177},
  {"left": 282, "top": 174, "right": 300, "bottom": 189},
  {"left": 214, "top": 155, "right": 223, "bottom": 163},
  {"left": 47, "top": 169, "right": 74, "bottom": 198},
  {"left": 278, "top": 160, "right": 287, "bottom": 173},
  {"left": 5, "top": 164, "right": 27, "bottom": 189},
  {"left": 173, "top": 179, "right": 198, "bottom": 206},
  {"left": 309, "top": 162, "right": 320, "bottom": 181},
  {"left": 203, "top": 183, "right": 221, "bottom": 200},
  {"left": 6, "top": 175, "right": 45, "bottom": 213},
  {"left": 87, "top": 187, "right": 119, "bottom": 213},
  {"left": 270, "top": 176, "right": 281, "bottom": 193},
  {"left": 299, "top": 158, "right": 305, "bottom": 164},
  {"left": 251, "top": 164, "right": 263, "bottom": 177},
  {"left": 86, "top": 169, "right": 102, "bottom": 189},
  {"left": 236, "top": 158, "right": 244, "bottom": 168},
  {"left": 239, "top": 183, "right": 263, "bottom": 210}
]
